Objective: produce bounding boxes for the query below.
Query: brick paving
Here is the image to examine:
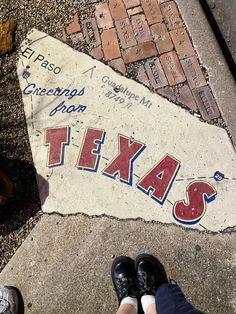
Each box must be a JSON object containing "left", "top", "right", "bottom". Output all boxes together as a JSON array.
[
  {"left": 192, "top": 86, "right": 220, "bottom": 120},
  {"left": 101, "top": 28, "right": 121, "bottom": 60},
  {"left": 66, "top": 14, "right": 81, "bottom": 35},
  {"left": 115, "top": 18, "right": 137, "bottom": 48},
  {"left": 127, "top": 6, "right": 143, "bottom": 16},
  {"left": 131, "top": 14, "right": 152, "bottom": 44},
  {"left": 109, "top": 58, "right": 126, "bottom": 74},
  {"left": 170, "top": 28, "right": 195, "bottom": 59},
  {"left": 82, "top": 18, "right": 101, "bottom": 47},
  {"left": 160, "top": 1, "right": 183, "bottom": 30},
  {"left": 123, "top": 0, "right": 141, "bottom": 8},
  {"left": 63, "top": 0, "right": 221, "bottom": 120},
  {"left": 95, "top": 3, "right": 114, "bottom": 29},
  {"left": 122, "top": 41, "right": 157, "bottom": 63},
  {"left": 151, "top": 22, "right": 173, "bottom": 54},
  {"left": 145, "top": 57, "right": 168, "bottom": 89},
  {"left": 160, "top": 51, "right": 185, "bottom": 86},
  {"left": 181, "top": 56, "right": 207, "bottom": 90}
]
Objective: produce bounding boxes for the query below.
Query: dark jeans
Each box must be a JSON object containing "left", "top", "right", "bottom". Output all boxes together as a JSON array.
[{"left": 155, "top": 284, "right": 199, "bottom": 314}]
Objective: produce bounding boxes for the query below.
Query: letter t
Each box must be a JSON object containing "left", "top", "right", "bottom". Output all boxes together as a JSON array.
[{"left": 44, "top": 127, "right": 70, "bottom": 167}]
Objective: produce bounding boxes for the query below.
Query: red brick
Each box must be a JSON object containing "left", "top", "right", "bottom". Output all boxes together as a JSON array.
[
  {"left": 141, "top": 0, "right": 163, "bottom": 25},
  {"left": 192, "top": 86, "right": 220, "bottom": 120},
  {"left": 170, "top": 28, "right": 195, "bottom": 59},
  {"left": 181, "top": 56, "right": 207, "bottom": 90},
  {"left": 160, "top": 1, "right": 183, "bottom": 30},
  {"left": 122, "top": 41, "right": 157, "bottom": 63},
  {"left": 127, "top": 6, "right": 143, "bottom": 16},
  {"left": 101, "top": 28, "right": 121, "bottom": 60},
  {"left": 157, "top": 86, "right": 176, "bottom": 102},
  {"left": 177, "top": 83, "right": 198, "bottom": 111},
  {"left": 66, "top": 14, "right": 81, "bottom": 35},
  {"left": 109, "top": 0, "right": 128, "bottom": 21},
  {"left": 89, "top": 45, "right": 104, "bottom": 61},
  {"left": 131, "top": 14, "right": 152, "bottom": 44},
  {"left": 95, "top": 3, "right": 114, "bottom": 29},
  {"left": 109, "top": 58, "right": 126, "bottom": 74},
  {"left": 145, "top": 57, "right": 168, "bottom": 89},
  {"left": 70, "top": 32, "right": 84, "bottom": 44},
  {"left": 115, "top": 18, "right": 137, "bottom": 49},
  {"left": 82, "top": 18, "right": 101, "bottom": 47},
  {"left": 123, "top": 0, "right": 140, "bottom": 8},
  {"left": 160, "top": 51, "right": 186, "bottom": 86},
  {"left": 150, "top": 23, "right": 173, "bottom": 54},
  {"left": 137, "top": 65, "right": 150, "bottom": 87}
]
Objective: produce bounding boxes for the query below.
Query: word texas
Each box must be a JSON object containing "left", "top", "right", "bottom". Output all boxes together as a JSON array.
[{"left": 44, "top": 126, "right": 217, "bottom": 225}]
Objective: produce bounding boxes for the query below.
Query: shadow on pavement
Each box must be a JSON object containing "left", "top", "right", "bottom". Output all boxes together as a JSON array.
[
  {"left": 0, "top": 154, "right": 44, "bottom": 236},
  {"left": 200, "top": 0, "right": 236, "bottom": 80}
]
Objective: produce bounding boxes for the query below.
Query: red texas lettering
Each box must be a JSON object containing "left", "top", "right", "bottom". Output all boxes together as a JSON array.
[
  {"left": 44, "top": 127, "right": 70, "bottom": 167},
  {"left": 173, "top": 181, "right": 217, "bottom": 224},
  {"left": 43, "top": 127, "right": 217, "bottom": 226},
  {"left": 103, "top": 135, "right": 146, "bottom": 185},
  {"left": 137, "top": 154, "right": 181, "bottom": 205},
  {"left": 77, "top": 127, "right": 105, "bottom": 172}
]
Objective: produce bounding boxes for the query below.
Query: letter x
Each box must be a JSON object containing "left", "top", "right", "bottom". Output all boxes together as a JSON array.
[{"left": 103, "top": 135, "right": 146, "bottom": 186}]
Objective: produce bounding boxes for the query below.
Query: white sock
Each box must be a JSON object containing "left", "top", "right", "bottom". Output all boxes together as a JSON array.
[
  {"left": 120, "top": 297, "right": 138, "bottom": 312},
  {"left": 141, "top": 295, "right": 155, "bottom": 313}
]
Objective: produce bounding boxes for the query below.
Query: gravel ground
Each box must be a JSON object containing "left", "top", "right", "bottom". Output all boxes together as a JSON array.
[
  {"left": 0, "top": 0, "right": 233, "bottom": 272},
  {"left": 0, "top": 0, "right": 86, "bottom": 272}
]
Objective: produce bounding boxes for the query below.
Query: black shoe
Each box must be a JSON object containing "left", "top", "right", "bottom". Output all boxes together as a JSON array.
[
  {"left": 112, "top": 256, "right": 138, "bottom": 304},
  {"left": 135, "top": 254, "right": 168, "bottom": 297}
]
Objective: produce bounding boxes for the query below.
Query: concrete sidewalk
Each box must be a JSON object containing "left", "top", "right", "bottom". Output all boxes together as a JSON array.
[{"left": 0, "top": 214, "right": 235, "bottom": 314}]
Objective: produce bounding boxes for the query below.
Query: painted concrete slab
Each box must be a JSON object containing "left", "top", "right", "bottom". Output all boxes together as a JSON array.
[{"left": 18, "top": 29, "right": 236, "bottom": 232}]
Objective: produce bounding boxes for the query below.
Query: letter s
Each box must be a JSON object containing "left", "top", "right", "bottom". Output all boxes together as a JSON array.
[
  {"left": 173, "top": 181, "right": 217, "bottom": 225},
  {"left": 48, "top": 63, "right": 55, "bottom": 71}
]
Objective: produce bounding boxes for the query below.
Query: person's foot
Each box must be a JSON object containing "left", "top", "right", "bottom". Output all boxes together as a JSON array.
[
  {"left": 112, "top": 256, "right": 138, "bottom": 304},
  {"left": 0, "top": 286, "right": 18, "bottom": 314},
  {"left": 135, "top": 254, "right": 168, "bottom": 296}
]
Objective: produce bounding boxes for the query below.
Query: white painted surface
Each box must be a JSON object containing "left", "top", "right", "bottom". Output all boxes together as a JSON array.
[{"left": 18, "top": 29, "right": 236, "bottom": 232}]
